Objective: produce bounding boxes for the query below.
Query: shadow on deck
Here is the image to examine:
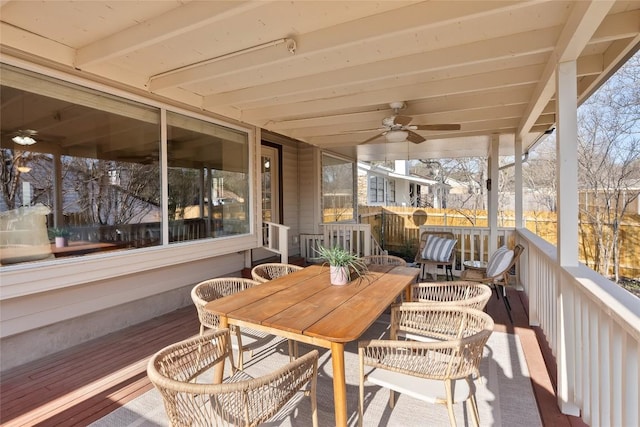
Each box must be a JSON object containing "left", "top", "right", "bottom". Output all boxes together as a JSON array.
[{"left": 0, "top": 277, "right": 586, "bottom": 426}]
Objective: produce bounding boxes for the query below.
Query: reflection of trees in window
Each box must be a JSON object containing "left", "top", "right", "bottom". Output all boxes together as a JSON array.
[
  {"left": 168, "top": 167, "right": 199, "bottom": 220},
  {"left": 322, "top": 155, "right": 355, "bottom": 222},
  {"left": 66, "top": 157, "right": 159, "bottom": 225},
  {"left": 0, "top": 149, "right": 53, "bottom": 210}
]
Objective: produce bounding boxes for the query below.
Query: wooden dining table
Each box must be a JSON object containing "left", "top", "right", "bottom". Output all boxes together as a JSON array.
[{"left": 205, "top": 263, "right": 419, "bottom": 427}]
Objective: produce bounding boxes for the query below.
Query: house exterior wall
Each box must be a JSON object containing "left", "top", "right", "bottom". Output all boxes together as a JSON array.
[
  {"left": 282, "top": 141, "right": 301, "bottom": 256},
  {"left": 0, "top": 252, "right": 244, "bottom": 372},
  {"left": 298, "top": 145, "right": 322, "bottom": 235},
  {"left": 0, "top": 58, "right": 265, "bottom": 372}
]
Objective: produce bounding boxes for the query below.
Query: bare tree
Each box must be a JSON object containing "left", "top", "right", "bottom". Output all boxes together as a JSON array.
[
  {"left": 577, "top": 53, "right": 640, "bottom": 281},
  {"left": 523, "top": 139, "right": 557, "bottom": 212}
]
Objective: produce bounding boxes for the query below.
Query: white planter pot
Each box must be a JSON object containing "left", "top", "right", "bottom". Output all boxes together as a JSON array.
[
  {"left": 55, "top": 236, "right": 68, "bottom": 248},
  {"left": 330, "top": 265, "right": 349, "bottom": 286}
]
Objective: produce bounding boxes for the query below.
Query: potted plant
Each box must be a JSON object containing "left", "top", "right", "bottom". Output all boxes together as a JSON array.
[
  {"left": 315, "top": 245, "right": 369, "bottom": 285},
  {"left": 48, "top": 227, "right": 71, "bottom": 248}
]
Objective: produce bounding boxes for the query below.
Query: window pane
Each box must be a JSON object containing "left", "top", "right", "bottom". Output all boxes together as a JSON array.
[
  {"left": 166, "top": 112, "right": 249, "bottom": 241},
  {"left": 322, "top": 154, "right": 355, "bottom": 222},
  {"left": 1, "top": 65, "right": 161, "bottom": 265}
]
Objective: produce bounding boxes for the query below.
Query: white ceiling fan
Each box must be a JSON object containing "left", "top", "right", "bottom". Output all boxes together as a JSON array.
[{"left": 358, "top": 102, "right": 460, "bottom": 145}]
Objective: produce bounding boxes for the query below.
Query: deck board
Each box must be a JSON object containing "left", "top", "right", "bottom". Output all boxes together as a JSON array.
[
  {"left": 0, "top": 306, "right": 199, "bottom": 427},
  {"left": 0, "top": 284, "right": 587, "bottom": 427}
]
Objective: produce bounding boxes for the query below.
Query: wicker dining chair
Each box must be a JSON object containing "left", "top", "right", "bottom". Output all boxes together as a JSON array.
[
  {"left": 148, "top": 329, "right": 319, "bottom": 427},
  {"left": 251, "top": 262, "right": 304, "bottom": 283},
  {"left": 191, "top": 277, "right": 275, "bottom": 369},
  {"left": 409, "top": 281, "right": 492, "bottom": 310},
  {"left": 361, "top": 254, "right": 408, "bottom": 266},
  {"left": 358, "top": 306, "right": 494, "bottom": 427}
]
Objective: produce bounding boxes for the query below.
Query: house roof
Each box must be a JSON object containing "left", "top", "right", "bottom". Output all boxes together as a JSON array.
[
  {"left": 1, "top": 1, "right": 639, "bottom": 162},
  {"left": 357, "top": 162, "right": 438, "bottom": 186}
]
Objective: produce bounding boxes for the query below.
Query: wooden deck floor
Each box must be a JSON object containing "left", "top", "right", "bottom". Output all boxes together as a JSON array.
[{"left": 0, "top": 283, "right": 586, "bottom": 427}]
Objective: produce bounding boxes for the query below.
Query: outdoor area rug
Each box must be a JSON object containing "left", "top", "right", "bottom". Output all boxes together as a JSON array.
[{"left": 90, "top": 317, "right": 541, "bottom": 427}]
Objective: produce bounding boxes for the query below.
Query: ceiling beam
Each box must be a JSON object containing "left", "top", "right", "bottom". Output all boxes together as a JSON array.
[
  {"left": 75, "top": 1, "right": 262, "bottom": 68},
  {"left": 517, "top": 0, "right": 615, "bottom": 139},
  {"left": 242, "top": 64, "right": 545, "bottom": 123},
  {"left": 203, "top": 29, "right": 558, "bottom": 108}
]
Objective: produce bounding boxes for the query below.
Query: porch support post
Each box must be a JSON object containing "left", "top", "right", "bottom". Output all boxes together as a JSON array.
[
  {"left": 488, "top": 134, "right": 499, "bottom": 255},
  {"left": 556, "top": 59, "right": 580, "bottom": 416},
  {"left": 514, "top": 136, "right": 523, "bottom": 229}
]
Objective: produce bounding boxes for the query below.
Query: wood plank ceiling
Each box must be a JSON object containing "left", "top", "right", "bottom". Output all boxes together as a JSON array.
[{"left": 1, "top": 0, "right": 639, "bottom": 161}]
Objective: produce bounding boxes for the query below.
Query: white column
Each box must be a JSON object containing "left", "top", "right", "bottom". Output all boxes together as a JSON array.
[
  {"left": 556, "top": 59, "right": 580, "bottom": 416},
  {"left": 488, "top": 135, "right": 499, "bottom": 254},
  {"left": 515, "top": 136, "right": 523, "bottom": 229}
]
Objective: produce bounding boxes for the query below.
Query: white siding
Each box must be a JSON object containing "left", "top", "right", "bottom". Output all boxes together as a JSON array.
[
  {"left": 0, "top": 252, "right": 244, "bottom": 371},
  {"left": 282, "top": 142, "right": 301, "bottom": 256},
  {"left": 298, "top": 145, "right": 322, "bottom": 234}
]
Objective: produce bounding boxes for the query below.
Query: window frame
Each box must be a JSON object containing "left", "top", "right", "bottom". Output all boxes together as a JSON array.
[{"left": 0, "top": 58, "right": 259, "bottom": 299}]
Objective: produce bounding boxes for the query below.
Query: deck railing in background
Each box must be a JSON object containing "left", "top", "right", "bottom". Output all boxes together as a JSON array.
[
  {"left": 299, "top": 223, "right": 385, "bottom": 260},
  {"left": 418, "top": 225, "right": 516, "bottom": 276},
  {"left": 261, "top": 221, "right": 289, "bottom": 263},
  {"left": 517, "top": 228, "right": 640, "bottom": 426}
]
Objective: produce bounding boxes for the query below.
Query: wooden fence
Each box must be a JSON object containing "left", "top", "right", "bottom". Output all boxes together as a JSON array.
[{"left": 355, "top": 206, "right": 640, "bottom": 278}]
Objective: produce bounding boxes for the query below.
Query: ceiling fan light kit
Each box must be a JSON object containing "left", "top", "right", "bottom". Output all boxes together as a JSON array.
[
  {"left": 12, "top": 130, "right": 37, "bottom": 146},
  {"left": 385, "top": 130, "right": 408, "bottom": 143},
  {"left": 358, "top": 101, "right": 460, "bottom": 145}
]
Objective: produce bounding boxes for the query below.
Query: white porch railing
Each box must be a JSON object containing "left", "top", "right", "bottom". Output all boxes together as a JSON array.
[
  {"left": 517, "top": 228, "right": 640, "bottom": 426},
  {"left": 405, "top": 224, "right": 640, "bottom": 425},
  {"left": 299, "top": 223, "right": 385, "bottom": 259},
  {"left": 419, "top": 225, "right": 516, "bottom": 276},
  {"left": 261, "top": 221, "right": 289, "bottom": 263}
]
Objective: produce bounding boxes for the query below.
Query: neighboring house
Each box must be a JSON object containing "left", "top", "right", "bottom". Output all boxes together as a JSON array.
[
  {"left": 358, "top": 161, "right": 438, "bottom": 207},
  {"left": 358, "top": 161, "right": 480, "bottom": 209}
]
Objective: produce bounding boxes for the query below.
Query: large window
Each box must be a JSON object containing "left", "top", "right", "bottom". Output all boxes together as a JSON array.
[
  {"left": 322, "top": 154, "right": 355, "bottom": 222},
  {"left": 167, "top": 112, "right": 249, "bottom": 241},
  {"left": 0, "top": 65, "right": 250, "bottom": 265}
]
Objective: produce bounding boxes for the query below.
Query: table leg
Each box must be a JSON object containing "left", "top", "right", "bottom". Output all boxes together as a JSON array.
[
  {"left": 330, "top": 341, "right": 347, "bottom": 427},
  {"left": 213, "top": 316, "right": 229, "bottom": 384}
]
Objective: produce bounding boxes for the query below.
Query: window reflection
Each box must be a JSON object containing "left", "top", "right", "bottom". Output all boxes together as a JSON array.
[
  {"left": 166, "top": 112, "right": 249, "bottom": 242},
  {"left": 321, "top": 154, "right": 355, "bottom": 222},
  {"left": 0, "top": 64, "right": 250, "bottom": 265}
]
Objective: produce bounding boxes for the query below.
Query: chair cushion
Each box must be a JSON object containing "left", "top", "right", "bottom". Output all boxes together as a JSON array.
[
  {"left": 486, "top": 246, "right": 514, "bottom": 277},
  {"left": 367, "top": 367, "right": 474, "bottom": 404},
  {"left": 421, "top": 235, "right": 457, "bottom": 262}
]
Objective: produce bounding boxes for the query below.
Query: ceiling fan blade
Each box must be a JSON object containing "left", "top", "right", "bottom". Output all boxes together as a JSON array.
[
  {"left": 393, "top": 115, "right": 413, "bottom": 126},
  {"left": 414, "top": 124, "right": 461, "bottom": 131},
  {"left": 406, "top": 130, "right": 426, "bottom": 144},
  {"left": 358, "top": 132, "right": 386, "bottom": 145}
]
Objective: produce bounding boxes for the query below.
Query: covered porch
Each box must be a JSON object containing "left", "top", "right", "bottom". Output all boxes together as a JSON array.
[{"left": 1, "top": 2, "right": 639, "bottom": 426}]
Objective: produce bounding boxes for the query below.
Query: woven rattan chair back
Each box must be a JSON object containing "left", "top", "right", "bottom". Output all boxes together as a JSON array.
[
  {"left": 358, "top": 306, "right": 493, "bottom": 427},
  {"left": 251, "top": 262, "right": 303, "bottom": 283},
  {"left": 361, "top": 254, "right": 407, "bottom": 266},
  {"left": 147, "top": 329, "right": 319, "bottom": 427},
  {"left": 191, "top": 277, "right": 260, "bottom": 333},
  {"left": 410, "top": 281, "right": 492, "bottom": 311}
]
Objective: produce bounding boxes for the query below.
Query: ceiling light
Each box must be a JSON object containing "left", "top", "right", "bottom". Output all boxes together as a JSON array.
[
  {"left": 385, "top": 130, "right": 408, "bottom": 143},
  {"left": 17, "top": 166, "right": 31, "bottom": 173},
  {"left": 12, "top": 130, "right": 37, "bottom": 146}
]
